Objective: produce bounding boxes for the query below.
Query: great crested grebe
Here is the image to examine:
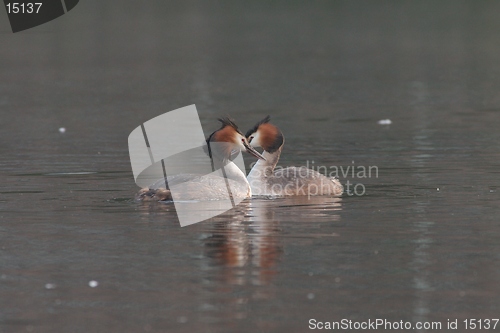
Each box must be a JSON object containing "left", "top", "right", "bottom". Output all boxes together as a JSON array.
[
  {"left": 245, "top": 116, "right": 343, "bottom": 197},
  {"left": 136, "top": 117, "right": 265, "bottom": 201}
]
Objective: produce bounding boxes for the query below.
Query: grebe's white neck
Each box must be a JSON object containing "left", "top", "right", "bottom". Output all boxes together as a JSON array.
[
  {"left": 247, "top": 146, "right": 283, "bottom": 189},
  {"left": 246, "top": 147, "right": 282, "bottom": 196},
  {"left": 222, "top": 160, "right": 249, "bottom": 184},
  {"left": 248, "top": 147, "right": 281, "bottom": 178}
]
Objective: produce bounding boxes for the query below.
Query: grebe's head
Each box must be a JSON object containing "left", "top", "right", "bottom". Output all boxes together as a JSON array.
[
  {"left": 245, "top": 115, "right": 284, "bottom": 153},
  {"left": 207, "top": 117, "right": 266, "bottom": 160}
]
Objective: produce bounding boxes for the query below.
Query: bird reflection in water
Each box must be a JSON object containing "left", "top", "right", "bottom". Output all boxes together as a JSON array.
[
  {"left": 200, "top": 196, "right": 342, "bottom": 323},
  {"left": 203, "top": 196, "right": 342, "bottom": 286},
  {"left": 204, "top": 199, "right": 282, "bottom": 287},
  {"left": 136, "top": 196, "right": 342, "bottom": 323}
]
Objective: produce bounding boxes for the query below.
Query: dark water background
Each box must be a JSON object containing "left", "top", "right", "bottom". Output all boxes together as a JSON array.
[{"left": 1, "top": 1, "right": 500, "bottom": 332}]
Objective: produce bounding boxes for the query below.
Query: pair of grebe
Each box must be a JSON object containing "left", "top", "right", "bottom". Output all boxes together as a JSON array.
[{"left": 136, "top": 116, "right": 343, "bottom": 201}]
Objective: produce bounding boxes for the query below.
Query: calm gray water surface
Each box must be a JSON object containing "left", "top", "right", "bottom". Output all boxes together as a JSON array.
[{"left": 1, "top": 1, "right": 500, "bottom": 332}]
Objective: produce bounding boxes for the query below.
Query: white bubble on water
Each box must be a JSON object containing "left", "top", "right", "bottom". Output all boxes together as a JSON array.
[{"left": 377, "top": 119, "right": 392, "bottom": 125}]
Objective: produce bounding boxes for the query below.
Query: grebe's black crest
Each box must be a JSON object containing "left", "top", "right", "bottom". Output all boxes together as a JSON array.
[
  {"left": 205, "top": 116, "right": 242, "bottom": 160},
  {"left": 217, "top": 116, "right": 242, "bottom": 134},
  {"left": 206, "top": 116, "right": 239, "bottom": 145},
  {"left": 245, "top": 115, "right": 271, "bottom": 137}
]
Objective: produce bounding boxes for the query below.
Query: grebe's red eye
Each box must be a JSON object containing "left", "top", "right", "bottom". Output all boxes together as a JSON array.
[{"left": 249, "top": 136, "right": 254, "bottom": 143}]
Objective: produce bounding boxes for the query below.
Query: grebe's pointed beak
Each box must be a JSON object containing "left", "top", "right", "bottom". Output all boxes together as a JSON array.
[{"left": 243, "top": 141, "right": 266, "bottom": 160}]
